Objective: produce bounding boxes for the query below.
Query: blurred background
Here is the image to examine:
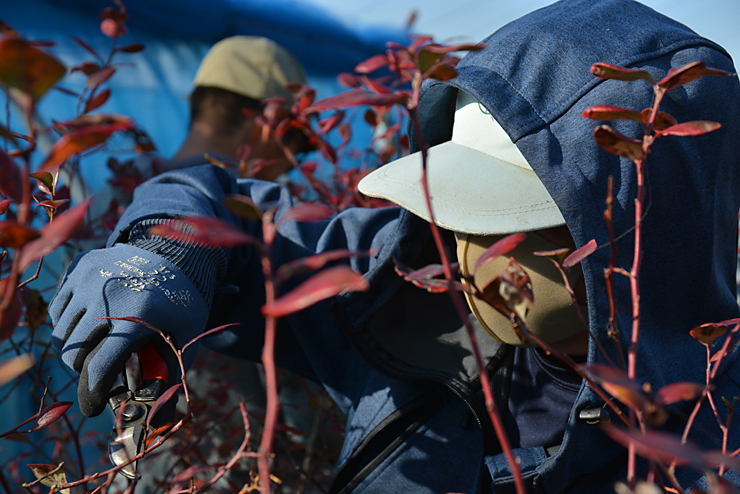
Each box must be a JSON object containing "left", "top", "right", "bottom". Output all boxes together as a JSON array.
[{"left": 1, "top": 0, "right": 737, "bottom": 192}]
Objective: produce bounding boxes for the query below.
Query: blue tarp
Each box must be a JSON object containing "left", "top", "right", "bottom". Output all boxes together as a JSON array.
[{"left": 0, "top": 0, "right": 407, "bottom": 471}]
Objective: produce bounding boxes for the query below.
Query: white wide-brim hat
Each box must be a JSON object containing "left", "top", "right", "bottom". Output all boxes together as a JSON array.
[{"left": 358, "top": 91, "right": 565, "bottom": 235}]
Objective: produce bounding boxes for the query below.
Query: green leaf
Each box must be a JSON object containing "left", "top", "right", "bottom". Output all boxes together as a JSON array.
[
  {"left": 224, "top": 194, "right": 263, "bottom": 220},
  {"left": 27, "top": 464, "right": 69, "bottom": 494},
  {"left": 417, "top": 49, "right": 444, "bottom": 73},
  {"left": 30, "top": 171, "right": 54, "bottom": 196}
]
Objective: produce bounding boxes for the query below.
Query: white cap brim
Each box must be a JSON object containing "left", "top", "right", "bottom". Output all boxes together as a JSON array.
[
  {"left": 358, "top": 93, "right": 565, "bottom": 235},
  {"left": 358, "top": 141, "right": 565, "bottom": 235}
]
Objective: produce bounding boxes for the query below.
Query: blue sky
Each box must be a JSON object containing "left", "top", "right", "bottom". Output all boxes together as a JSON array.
[{"left": 306, "top": 0, "right": 740, "bottom": 62}]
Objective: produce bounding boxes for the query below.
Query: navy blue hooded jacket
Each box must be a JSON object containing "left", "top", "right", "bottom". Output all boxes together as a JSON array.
[{"left": 103, "top": 0, "right": 740, "bottom": 492}]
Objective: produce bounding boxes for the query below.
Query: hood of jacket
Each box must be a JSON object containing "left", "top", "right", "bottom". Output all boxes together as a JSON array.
[{"left": 395, "top": 0, "right": 740, "bottom": 489}]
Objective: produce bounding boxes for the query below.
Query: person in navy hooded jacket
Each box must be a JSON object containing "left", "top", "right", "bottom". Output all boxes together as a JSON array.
[{"left": 49, "top": 0, "right": 740, "bottom": 492}]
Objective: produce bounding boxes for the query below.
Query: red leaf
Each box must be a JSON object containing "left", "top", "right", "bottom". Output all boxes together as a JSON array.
[
  {"left": 298, "top": 88, "right": 316, "bottom": 113},
  {"left": 392, "top": 257, "right": 466, "bottom": 294},
  {"left": 0, "top": 200, "right": 9, "bottom": 215},
  {"left": 582, "top": 105, "right": 643, "bottom": 122},
  {"left": 58, "top": 113, "right": 131, "bottom": 130},
  {"left": 148, "top": 216, "right": 258, "bottom": 249},
  {"left": 0, "top": 38, "right": 66, "bottom": 101},
  {"left": 71, "top": 61, "right": 100, "bottom": 76},
  {"left": 146, "top": 383, "right": 182, "bottom": 430},
  {"left": 562, "top": 239, "right": 597, "bottom": 269},
  {"left": 654, "top": 382, "right": 704, "bottom": 406},
  {"left": 0, "top": 277, "right": 22, "bottom": 341},
  {"left": 532, "top": 247, "right": 570, "bottom": 265},
  {"left": 36, "top": 199, "right": 70, "bottom": 216},
  {"left": 319, "top": 110, "right": 346, "bottom": 134},
  {"left": 100, "top": 18, "right": 127, "bottom": 37},
  {"left": 602, "top": 425, "right": 698, "bottom": 467},
  {"left": 262, "top": 266, "right": 368, "bottom": 318},
  {"left": 0, "top": 149, "right": 22, "bottom": 202},
  {"left": 406, "top": 36, "right": 433, "bottom": 54},
  {"left": 583, "top": 363, "right": 647, "bottom": 410},
  {"left": 300, "top": 161, "right": 317, "bottom": 174},
  {"left": 85, "top": 66, "right": 115, "bottom": 89},
  {"left": 474, "top": 233, "right": 526, "bottom": 273},
  {"left": 145, "top": 422, "right": 173, "bottom": 448},
  {"left": 39, "top": 121, "right": 135, "bottom": 172},
  {"left": 17, "top": 198, "right": 92, "bottom": 272},
  {"left": 594, "top": 125, "right": 645, "bottom": 161},
  {"left": 315, "top": 135, "right": 338, "bottom": 164},
  {"left": 306, "top": 89, "right": 407, "bottom": 113},
  {"left": 419, "top": 42, "right": 484, "bottom": 55},
  {"left": 641, "top": 109, "right": 677, "bottom": 130},
  {"left": 690, "top": 322, "right": 728, "bottom": 346},
  {"left": 656, "top": 120, "right": 721, "bottom": 137},
  {"left": 277, "top": 250, "right": 373, "bottom": 284},
  {"left": 590, "top": 63, "right": 653, "bottom": 83},
  {"left": 277, "top": 203, "right": 334, "bottom": 226},
  {"left": 0, "top": 221, "right": 41, "bottom": 249},
  {"left": 84, "top": 88, "right": 110, "bottom": 113},
  {"left": 117, "top": 42, "right": 145, "bottom": 53},
  {"left": 99, "top": 6, "right": 129, "bottom": 23},
  {"left": 32, "top": 401, "right": 72, "bottom": 431},
  {"left": 363, "top": 76, "right": 393, "bottom": 95},
  {"left": 657, "top": 61, "right": 733, "bottom": 92},
  {"left": 72, "top": 36, "right": 100, "bottom": 59},
  {"left": 337, "top": 72, "right": 360, "bottom": 88},
  {"left": 355, "top": 54, "right": 389, "bottom": 74},
  {"left": 364, "top": 109, "right": 378, "bottom": 127},
  {"left": 602, "top": 424, "right": 740, "bottom": 471}
]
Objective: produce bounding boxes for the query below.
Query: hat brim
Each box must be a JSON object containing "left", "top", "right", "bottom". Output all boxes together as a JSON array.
[{"left": 358, "top": 141, "right": 565, "bottom": 235}]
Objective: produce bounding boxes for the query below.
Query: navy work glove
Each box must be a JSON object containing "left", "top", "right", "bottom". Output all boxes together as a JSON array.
[{"left": 50, "top": 243, "right": 209, "bottom": 417}]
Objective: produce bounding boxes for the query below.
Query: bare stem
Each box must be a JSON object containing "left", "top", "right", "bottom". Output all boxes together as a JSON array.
[
  {"left": 409, "top": 106, "right": 527, "bottom": 494},
  {"left": 258, "top": 214, "right": 279, "bottom": 494}
]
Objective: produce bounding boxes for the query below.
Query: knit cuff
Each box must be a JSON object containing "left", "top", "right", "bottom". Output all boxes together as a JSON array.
[{"left": 125, "top": 218, "right": 227, "bottom": 307}]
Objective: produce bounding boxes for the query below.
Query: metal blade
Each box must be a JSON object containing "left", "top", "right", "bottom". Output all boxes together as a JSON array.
[{"left": 108, "top": 402, "right": 147, "bottom": 480}]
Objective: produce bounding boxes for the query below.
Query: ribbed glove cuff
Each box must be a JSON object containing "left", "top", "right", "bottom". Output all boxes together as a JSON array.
[{"left": 126, "top": 218, "right": 227, "bottom": 307}]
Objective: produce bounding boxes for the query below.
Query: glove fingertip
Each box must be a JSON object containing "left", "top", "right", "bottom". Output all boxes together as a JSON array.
[{"left": 77, "top": 371, "right": 109, "bottom": 418}]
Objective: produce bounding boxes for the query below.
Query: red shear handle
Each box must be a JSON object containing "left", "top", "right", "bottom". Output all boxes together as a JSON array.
[{"left": 138, "top": 343, "right": 168, "bottom": 385}]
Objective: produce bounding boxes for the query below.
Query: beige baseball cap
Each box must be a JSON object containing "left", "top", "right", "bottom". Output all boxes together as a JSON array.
[
  {"left": 193, "top": 36, "right": 307, "bottom": 101},
  {"left": 358, "top": 91, "right": 565, "bottom": 235}
]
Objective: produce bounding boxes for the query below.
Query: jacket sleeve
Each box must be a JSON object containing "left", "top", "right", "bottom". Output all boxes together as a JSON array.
[{"left": 107, "top": 163, "right": 404, "bottom": 390}]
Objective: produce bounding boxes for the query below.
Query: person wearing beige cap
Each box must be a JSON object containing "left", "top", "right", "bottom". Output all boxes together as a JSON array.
[
  {"left": 171, "top": 35, "right": 309, "bottom": 180},
  {"left": 88, "top": 36, "right": 308, "bottom": 226}
]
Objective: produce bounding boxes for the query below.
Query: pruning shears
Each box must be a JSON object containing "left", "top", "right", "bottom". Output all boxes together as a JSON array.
[{"left": 107, "top": 343, "right": 168, "bottom": 479}]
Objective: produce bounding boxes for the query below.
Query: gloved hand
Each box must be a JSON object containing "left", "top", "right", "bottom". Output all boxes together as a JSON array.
[{"left": 49, "top": 243, "right": 209, "bottom": 417}]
